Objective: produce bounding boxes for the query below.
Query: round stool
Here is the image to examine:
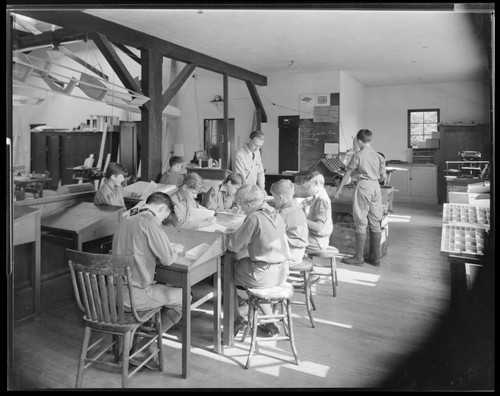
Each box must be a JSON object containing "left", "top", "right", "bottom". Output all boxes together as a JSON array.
[
  {"left": 287, "top": 258, "right": 315, "bottom": 328},
  {"left": 241, "top": 282, "right": 300, "bottom": 369},
  {"left": 306, "top": 246, "right": 339, "bottom": 297}
]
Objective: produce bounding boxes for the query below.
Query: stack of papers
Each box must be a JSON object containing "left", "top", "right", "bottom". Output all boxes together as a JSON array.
[{"left": 198, "top": 223, "right": 228, "bottom": 233}]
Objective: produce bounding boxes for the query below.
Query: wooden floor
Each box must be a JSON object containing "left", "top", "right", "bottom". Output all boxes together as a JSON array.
[{"left": 8, "top": 202, "right": 494, "bottom": 390}]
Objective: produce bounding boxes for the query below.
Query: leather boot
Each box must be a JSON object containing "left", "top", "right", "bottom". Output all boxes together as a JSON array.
[
  {"left": 365, "top": 232, "right": 382, "bottom": 266},
  {"left": 342, "top": 233, "right": 366, "bottom": 265}
]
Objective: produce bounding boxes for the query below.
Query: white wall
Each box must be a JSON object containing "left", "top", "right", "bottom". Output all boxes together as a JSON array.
[
  {"left": 364, "top": 79, "right": 491, "bottom": 162},
  {"left": 340, "top": 71, "right": 366, "bottom": 152}
]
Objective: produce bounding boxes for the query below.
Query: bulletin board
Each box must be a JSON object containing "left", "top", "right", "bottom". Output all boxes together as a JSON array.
[{"left": 299, "top": 93, "right": 340, "bottom": 171}]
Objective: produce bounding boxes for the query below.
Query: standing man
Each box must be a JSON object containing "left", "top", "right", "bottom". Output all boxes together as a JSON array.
[
  {"left": 233, "top": 130, "right": 266, "bottom": 191},
  {"left": 334, "top": 129, "right": 386, "bottom": 266}
]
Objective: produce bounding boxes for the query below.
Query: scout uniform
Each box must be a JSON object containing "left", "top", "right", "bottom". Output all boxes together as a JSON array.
[
  {"left": 94, "top": 179, "right": 125, "bottom": 208},
  {"left": 277, "top": 199, "right": 309, "bottom": 263},
  {"left": 302, "top": 187, "right": 333, "bottom": 251},
  {"left": 202, "top": 182, "right": 235, "bottom": 211}
]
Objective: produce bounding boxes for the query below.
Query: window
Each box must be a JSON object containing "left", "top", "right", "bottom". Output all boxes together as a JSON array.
[{"left": 408, "top": 109, "right": 440, "bottom": 148}]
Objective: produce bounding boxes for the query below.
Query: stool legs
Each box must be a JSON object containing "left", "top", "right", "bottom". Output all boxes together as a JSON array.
[
  {"left": 303, "top": 270, "right": 315, "bottom": 328},
  {"left": 311, "top": 256, "right": 338, "bottom": 297},
  {"left": 244, "top": 298, "right": 300, "bottom": 369}
]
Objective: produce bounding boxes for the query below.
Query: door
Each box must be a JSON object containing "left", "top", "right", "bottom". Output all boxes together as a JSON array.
[
  {"left": 204, "top": 119, "right": 235, "bottom": 170},
  {"left": 278, "top": 115, "right": 299, "bottom": 173}
]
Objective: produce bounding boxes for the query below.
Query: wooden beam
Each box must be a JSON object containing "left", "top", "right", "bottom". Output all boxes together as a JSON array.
[
  {"left": 223, "top": 73, "right": 229, "bottom": 170},
  {"left": 13, "top": 10, "right": 267, "bottom": 86},
  {"left": 140, "top": 43, "right": 163, "bottom": 182},
  {"left": 57, "top": 46, "right": 109, "bottom": 81},
  {"left": 14, "top": 29, "right": 87, "bottom": 51},
  {"left": 162, "top": 62, "right": 197, "bottom": 110},
  {"left": 89, "top": 32, "right": 141, "bottom": 93},
  {"left": 245, "top": 80, "right": 267, "bottom": 123},
  {"left": 112, "top": 42, "right": 141, "bottom": 64}
]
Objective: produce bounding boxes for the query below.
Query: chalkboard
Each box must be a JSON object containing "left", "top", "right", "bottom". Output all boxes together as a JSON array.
[
  {"left": 299, "top": 92, "right": 340, "bottom": 171},
  {"left": 299, "top": 119, "right": 339, "bottom": 170}
]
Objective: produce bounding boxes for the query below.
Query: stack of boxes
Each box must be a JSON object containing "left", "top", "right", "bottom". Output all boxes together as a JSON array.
[{"left": 416, "top": 131, "right": 440, "bottom": 149}]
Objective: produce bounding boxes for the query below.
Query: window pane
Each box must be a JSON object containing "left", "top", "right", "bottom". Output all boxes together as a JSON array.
[
  {"left": 424, "top": 124, "right": 437, "bottom": 134},
  {"left": 424, "top": 112, "right": 438, "bottom": 123},
  {"left": 410, "top": 112, "right": 423, "bottom": 123}
]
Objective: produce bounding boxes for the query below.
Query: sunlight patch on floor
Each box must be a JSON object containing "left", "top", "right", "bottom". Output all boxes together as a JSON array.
[
  {"left": 287, "top": 360, "right": 331, "bottom": 377},
  {"left": 312, "top": 317, "right": 353, "bottom": 329},
  {"left": 388, "top": 214, "right": 412, "bottom": 223},
  {"left": 337, "top": 268, "right": 380, "bottom": 286}
]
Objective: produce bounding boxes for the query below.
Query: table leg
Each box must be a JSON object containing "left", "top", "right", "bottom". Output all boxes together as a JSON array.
[
  {"left": 181, "top": 274, "right": 191, "bottom": 379},
  {"left": 34, "top": 214, "right": 41, "bottom": 320},
  {"left": 213, "top": 257, "right": 222, "bottom": 353},
  {"left": 222, "top": 254, "right": 235, "bottom": 347}
]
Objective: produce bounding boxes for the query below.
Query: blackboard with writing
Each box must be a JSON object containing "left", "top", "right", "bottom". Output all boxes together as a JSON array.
[
  {"left": 299, "top": 92, "right": 340, "bottom": 171},
  {"left": 299, "top": 119, "right": 339, "bottom": 171}
]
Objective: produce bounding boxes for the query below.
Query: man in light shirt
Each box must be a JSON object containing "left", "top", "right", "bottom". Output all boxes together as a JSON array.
[{"left": 233, "top": 130, "right": 266, "bottom": 192}]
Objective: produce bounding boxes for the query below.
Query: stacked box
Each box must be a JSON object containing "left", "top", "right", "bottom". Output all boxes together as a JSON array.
[
  {"left": 440, "top": 224, "right": 486, "bottom": 257},
  {"left": 426, "top": 138, "right": 440, "bottom": 148},
  {"left": 442, "top": 203, "right": 490, "bottom": 227}
]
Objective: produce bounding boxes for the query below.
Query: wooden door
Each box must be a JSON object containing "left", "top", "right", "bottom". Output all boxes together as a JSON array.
[{"left": 278, "top": 115, "right": 299, "bottom": 173}]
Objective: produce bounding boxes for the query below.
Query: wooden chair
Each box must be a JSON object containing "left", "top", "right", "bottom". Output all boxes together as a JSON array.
[
  {"left": 306, "top": 245, "right": 339, "bottom": 297},
  {"left": 287, "top": 258, "right": 316, "bottom": 328},
  {"left": 240, "top": 282, "right": 300, "bottom": 369},
  {"left": 67, "top": 249, "right": 164, "bottom": 388}
]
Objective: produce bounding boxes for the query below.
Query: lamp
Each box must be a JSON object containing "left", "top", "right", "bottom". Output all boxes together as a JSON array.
[{"left": 210, "top": 95, "right": 224, "bottom": 112}]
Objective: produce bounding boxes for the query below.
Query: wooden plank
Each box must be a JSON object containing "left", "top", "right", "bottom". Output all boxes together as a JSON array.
[
  {"left": 12, "top": 10, "right": 267, "bottom": 86},
  {"left": 245, "top": 80, "right": 267, "bottom": 123},
  {"left": 14, "top": 28, "right": 86, "bottom": 51},
  {"left": 161, "top": 62, "right": 197, "bottom": 110},
  {"left": 89, "top": 32, "right": 141, "bottom": 93}
]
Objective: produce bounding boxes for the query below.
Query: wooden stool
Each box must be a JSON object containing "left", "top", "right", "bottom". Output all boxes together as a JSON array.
[
  {"left": 287, "top": 258, "right": 315, "bottom": 328},
  {"left": 241, "top": 283, "right": 300, "bottom": 369},
  {"left": 306, "top": 246, "right": 339, "bottom": 297}
]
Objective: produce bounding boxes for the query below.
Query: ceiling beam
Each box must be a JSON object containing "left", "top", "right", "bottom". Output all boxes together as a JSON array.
[
  {"left": 112, "top": 42, "right": 141, "bottom": 64},
  {"left": 162, "top": 62, "right": 197, "bottom": 111},
  {"left": 12, "top": 10, "right": 267, "bottom": 86},
  {"left": 89, "top": 32, "right": 142, "bottom": 94},
  {"left": 245, "top": 81, "right": 267, "bottom": 123},
  {"left": 14, "top": 28, "right": 87, "bottom": 51}
]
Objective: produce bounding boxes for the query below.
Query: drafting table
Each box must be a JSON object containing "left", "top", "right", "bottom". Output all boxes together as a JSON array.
[
  {"left": 41, "top": 201, "right": 124, "bottom": 251},
  {"left": 155, "top": 227, "right": 226, "bottom": 379}
]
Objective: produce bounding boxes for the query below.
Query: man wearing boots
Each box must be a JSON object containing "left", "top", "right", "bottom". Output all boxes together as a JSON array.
[{"left": 334, "top": 129, "right": 386, "bottom": 266}]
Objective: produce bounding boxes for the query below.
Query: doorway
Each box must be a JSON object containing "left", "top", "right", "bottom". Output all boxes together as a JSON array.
[
  {"left": 204, "top": 118, "right": 235, "bottom": 170},
  {"left": 278, "top": 115, "right": 299, "bottom": 173}
]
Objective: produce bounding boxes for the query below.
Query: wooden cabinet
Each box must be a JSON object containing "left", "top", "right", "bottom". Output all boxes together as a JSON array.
[
  {"left": 31, "top": 131, "right": 119, "bottom": 189},
  {"left": 390, "top": 164, "right": 438, "bottom": 204},
  {"left": 436, "top": 123, "right": 491, "bottom": 204}
]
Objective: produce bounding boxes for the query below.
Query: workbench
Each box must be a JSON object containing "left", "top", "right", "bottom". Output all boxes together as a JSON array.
[{"left": 14, "top": 175, "right": 52, "bottom": 200}]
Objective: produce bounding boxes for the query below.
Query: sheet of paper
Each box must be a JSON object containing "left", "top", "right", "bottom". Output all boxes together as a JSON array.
[
  {"left": 198, "top": 223, "right": 228, "bottom": 233},
  {"left": 189, "top": 207, "right": 215, "bottom": 222},
  {"left": 185, "top": 243, "right": 211, "bottom": 260}
]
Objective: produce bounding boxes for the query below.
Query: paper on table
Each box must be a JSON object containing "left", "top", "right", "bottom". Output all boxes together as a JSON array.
[
  {"left": 198, "top": 223, "right": 228, "bottom": 233},
  {"left": 185, "top": 243, "right": 211, "bottom": 260},
  {"left": 189, "top": 207, "right": 215, "bottom": 222}
]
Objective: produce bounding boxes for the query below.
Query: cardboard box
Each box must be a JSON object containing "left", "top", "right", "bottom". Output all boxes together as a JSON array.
[
  {"left": 431, "top": 131, "right": 441, "bottom": 139},
  {"left": 330, "top": 222, "right": 388, "bottom": 257}
]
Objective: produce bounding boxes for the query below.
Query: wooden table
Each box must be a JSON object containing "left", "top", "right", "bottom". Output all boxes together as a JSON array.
[
  {"left": 155, "top": 227, "right": 226, "bottom": 379},
  {"left": 13, "top": 205, "right": 42, "bottom": 325},
  {"left": 14, "top": 175, "right": 52, "bottom": 200},
  {"left": 41, "top": 202, "right": 124, "bottom": 251},
  {"left": 211, "top": 212, "right": 246, "bottom": 348}
]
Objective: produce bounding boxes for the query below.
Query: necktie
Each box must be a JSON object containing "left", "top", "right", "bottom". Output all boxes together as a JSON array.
[{"left": 252, "top": 153, "right": 255, "bottom": 160}]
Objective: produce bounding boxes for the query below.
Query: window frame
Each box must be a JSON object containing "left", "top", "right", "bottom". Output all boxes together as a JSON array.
[{"left": 407, "top": 108, "right": 440, "bottom": 148}]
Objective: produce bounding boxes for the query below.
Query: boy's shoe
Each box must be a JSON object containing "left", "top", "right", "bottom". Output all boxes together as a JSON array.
[
  {"left": 129, "top": 345, "right": 161, "bottom": 371},
  {"left": 258, "top": 323, "right": 280, "bottom": 337}
]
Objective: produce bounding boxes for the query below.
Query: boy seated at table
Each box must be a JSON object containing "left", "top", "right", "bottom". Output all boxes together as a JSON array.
[
  {"left": 94, "top": 162, "right": 128, "bottom": 208},
  {"left": 270, "top": 179, "right": 309, "bottom": 265},
  {"left": 168, "top": 172, "right": 216, "bottom": 229},
  {"left": 226, "top": 184, "right": 291, "bottom": 337},
  {"left": 201, "top": 172, "right": 244, "bottom": 213},
  {"left": 112, "top": 191, "right": 185, "bottom": 370},
  {"left": 159, "top": 155, "right": 186, "bottom": 187}
]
